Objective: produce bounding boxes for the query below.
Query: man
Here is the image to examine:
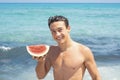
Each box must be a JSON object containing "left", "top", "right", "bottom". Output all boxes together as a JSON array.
[{"left": 34, "top": 15, "right": 101, "bottom": 80}]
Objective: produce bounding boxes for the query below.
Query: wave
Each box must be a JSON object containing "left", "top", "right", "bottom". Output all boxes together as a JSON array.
[
  {"left": 0, "top": 44, "right": 120, "bottom": 64},
  {"left": 74, "top": 36, "right": 120, "bottom": 56},
  {"left": 0, "top": 45, "right": 120, "bottom": 80},
  {"left": 0, "top": 46, "right": 12, "bottom": 51},
  {"left": 0, "top": 35, "right": 120, "bottom": 65},
  {"left": 0, "top": 46, "right": 34, "bottom": 66}
]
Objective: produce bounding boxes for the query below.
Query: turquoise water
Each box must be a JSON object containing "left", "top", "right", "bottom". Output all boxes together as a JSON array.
[
  {"left": 0, "top": 3, "right": 120, "bottom": 44},
  {"left": 0, "top": 3, "right": 120, "bottom": 80}
]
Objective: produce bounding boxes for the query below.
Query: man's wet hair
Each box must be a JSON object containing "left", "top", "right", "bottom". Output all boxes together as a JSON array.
[{"left": 48, "top": 15, "right": 69, "bottom": 28}]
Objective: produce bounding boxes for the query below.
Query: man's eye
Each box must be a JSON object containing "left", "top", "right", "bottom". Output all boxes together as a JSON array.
[
  {"left": 52, "top": 30, "right": 56, "bottom": 33},
  {"left": 58, "top": 29, "right": 62, "bottom": 32}
]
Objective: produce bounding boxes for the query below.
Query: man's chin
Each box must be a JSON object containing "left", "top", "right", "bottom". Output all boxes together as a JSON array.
[{"left": 57, "top": 40, "right": 64, "bottom": 44}]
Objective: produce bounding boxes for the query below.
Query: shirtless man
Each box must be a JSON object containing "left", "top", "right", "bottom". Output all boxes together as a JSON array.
[{"left": 34, "top": 15, "right": 101, "bottom": 80}]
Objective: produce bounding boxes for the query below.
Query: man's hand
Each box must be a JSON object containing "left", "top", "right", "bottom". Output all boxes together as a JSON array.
[{"left": 32, "top": 55, "right": 47, "bottom": 62}]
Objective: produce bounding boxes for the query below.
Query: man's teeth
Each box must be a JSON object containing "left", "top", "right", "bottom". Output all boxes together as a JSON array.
[
  {"left": 57, "top": 38, "right": 61, "bottom": 40},
  {"left": 57, "top": 37, "right": 62, "bottom": 40}
]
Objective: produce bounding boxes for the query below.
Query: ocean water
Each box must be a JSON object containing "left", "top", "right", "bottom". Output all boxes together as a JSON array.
[{"left": 0, "top": 3, "right": 120, "bottom": 80}]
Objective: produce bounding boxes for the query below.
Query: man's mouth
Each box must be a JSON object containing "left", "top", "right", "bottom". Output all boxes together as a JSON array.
[{"left": 56, "top": 36, "right": 63, "bottom": 41}]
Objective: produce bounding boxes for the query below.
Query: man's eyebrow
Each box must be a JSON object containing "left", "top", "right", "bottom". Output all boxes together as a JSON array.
[
  {"left": 50, "top": 27, "right": 63, "bottom": 30},
  {"left": 58, "top": 27, "right": 63, "bottom": 29},
  {"left": 50, "top": 28, "right": 56, "bottom": 31}
]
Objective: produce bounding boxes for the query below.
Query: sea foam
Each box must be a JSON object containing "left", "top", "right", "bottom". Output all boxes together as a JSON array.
[{"left": 0, "top": 46, "right": 12, "bottom": 51}]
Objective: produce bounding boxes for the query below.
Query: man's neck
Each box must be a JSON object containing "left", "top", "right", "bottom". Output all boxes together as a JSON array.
[{"left": 58, "top": 38, "right": 74, "bottom": 51}]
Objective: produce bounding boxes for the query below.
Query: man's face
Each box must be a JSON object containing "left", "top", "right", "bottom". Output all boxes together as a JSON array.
[{"left": 49, "top": 21, "right": 70, "bottom": 44}]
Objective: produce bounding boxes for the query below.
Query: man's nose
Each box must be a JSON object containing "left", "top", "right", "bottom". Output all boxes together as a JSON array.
[{"left": 56, "top": 32, "right": 61, "bottom": 36}]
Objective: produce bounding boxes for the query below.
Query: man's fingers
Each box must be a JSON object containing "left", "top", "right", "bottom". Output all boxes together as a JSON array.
[{"left": 32, "top": 55, "right": 47, "bottom": 61}]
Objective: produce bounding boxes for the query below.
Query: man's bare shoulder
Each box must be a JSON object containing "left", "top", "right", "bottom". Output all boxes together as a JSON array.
[
  {"left": 47, "top": 45, "right": 60, "bottom": 57},
  {"left": 76, "top": 42, "right": 93, "bottom": 59},
  {"left": 48, "top": 45, "right": 57, "bottom": 53},
  {"left": 75, "top": 42, "right": 90, "bottom": 51},
  {"left": 50, "top": 45, "right": 60, "bottom": 51}
]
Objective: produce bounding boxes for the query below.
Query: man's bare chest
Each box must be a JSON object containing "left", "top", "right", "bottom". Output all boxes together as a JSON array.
[{"left": 52, "top": 50, "right": 84, "bottom": 70}]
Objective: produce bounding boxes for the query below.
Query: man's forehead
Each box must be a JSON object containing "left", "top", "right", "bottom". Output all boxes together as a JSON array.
[
  {"left": 49, "top": 21, "right": 67, "bottom": 30},
  {"left": 50, "top": 26, "right": 63, "bottom": 31}
]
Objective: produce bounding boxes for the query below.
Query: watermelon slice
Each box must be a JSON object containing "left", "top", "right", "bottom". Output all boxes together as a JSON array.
[{"left": 26, "top": 44, "right": 50, "bottom": 57}]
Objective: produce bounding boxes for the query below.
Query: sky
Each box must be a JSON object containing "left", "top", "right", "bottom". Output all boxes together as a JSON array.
[{"left": 0, "top": 0, "right": 120, "bottom": 3}]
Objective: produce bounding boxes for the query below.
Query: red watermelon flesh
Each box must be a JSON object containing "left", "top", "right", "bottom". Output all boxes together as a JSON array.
[{"left": 26, "top": 45, "right": 49, "bottom": 57}]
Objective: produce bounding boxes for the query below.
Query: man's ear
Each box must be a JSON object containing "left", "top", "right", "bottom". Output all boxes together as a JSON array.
[{"left": 67, "top": 26, "right": 71, "bottom": 32}]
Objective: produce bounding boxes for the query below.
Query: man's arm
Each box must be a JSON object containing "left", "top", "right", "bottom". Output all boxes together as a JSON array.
[
  {"left": 34, "top": 55, "right": 51, "bottom": 79},
  {"left": 84, "top": 47, "right": 101, "bottom": 80}
]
